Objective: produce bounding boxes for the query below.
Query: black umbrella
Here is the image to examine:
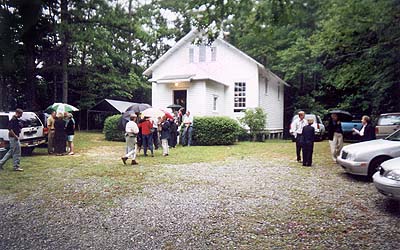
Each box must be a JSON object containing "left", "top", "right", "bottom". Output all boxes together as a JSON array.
[
  {"left": 329, "top": 110, "right": 353, "bottom": 122},
  {"left": 125, "top": 103, "right": 151, "bottom": 113},
  {"left": 167, "top": 104, "right": 183, "bottom": 110}
]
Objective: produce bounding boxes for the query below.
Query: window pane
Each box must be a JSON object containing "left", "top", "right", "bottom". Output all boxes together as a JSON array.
[
  {"left": 199, "top": 45, "right": 206, "bottom": 62},
  {"left": 189, "top": 48, "right": 194, "bottom": 63},
  {"left": 211, "top": 47, "right": 217, "bottom": 61}
]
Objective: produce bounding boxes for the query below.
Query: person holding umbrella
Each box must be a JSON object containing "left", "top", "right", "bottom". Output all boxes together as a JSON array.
[{"left": 121, "top": 114, "right": 139, "bottom": 165}]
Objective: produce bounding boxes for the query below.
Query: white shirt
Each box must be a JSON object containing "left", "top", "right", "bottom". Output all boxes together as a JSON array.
[
  {"left": 125, "top": 121, "right": 139, "bottom": 135},
  {"left": 354, "top": 125, "right": 366, "bottom": 136},
  {"left": 290, "top": 118, "right": 307, "bottom": 138},
  {"left": 183, "top": 114, "right": 193, "bottom": 126}
]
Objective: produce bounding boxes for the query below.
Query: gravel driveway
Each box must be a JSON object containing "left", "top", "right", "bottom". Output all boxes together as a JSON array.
[{"left": 1, "top": 157, "right": 399, "bottom": 249}]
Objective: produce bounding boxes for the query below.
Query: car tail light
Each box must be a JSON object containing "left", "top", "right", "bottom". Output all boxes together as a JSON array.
[
  {"left": 317, "top": 123, "right": 320, "bottom": 129},
  {"left": 375, "top": 127, "right": 379, "bottom": 134},
  {"left": 43, "top": 127, "right": 49, "bottom": 134}
]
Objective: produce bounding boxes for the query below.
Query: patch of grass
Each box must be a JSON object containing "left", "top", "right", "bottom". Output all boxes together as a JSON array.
[{"left": 0, "top": 132, "right": 335, "bottom": 208}]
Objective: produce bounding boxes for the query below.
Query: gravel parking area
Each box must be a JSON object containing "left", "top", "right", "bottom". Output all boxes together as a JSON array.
[{"left": 1, "top": 157, "right": 399, "bottom": 249}]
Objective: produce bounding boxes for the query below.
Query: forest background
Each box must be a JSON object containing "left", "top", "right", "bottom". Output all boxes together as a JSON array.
[{"left": 1, "top": 0, "right": 399, "bottom": 122}]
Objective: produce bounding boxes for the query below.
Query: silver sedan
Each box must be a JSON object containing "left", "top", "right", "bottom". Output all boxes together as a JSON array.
[
  {"left": 337, "top": 129, "right": 400, "bottom": 178},
  {"left": 373, "top": 157, "right": 400, "bottom": 200}
]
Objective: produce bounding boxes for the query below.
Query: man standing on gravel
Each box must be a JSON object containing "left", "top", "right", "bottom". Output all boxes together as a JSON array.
[
  {"left": 47, "top": 111, "right": 56, "bottom": 154},
  {"left": 122, "top": 114, "right": 139, "bottom": 165},
  {"left": 290, "top": 111, "right": 307, "bottom": 163},
  {"left": 301, "top": 118, "right": 315, "bottom": 167},
  {"left": 0, "top": 109, "right": 24, "bottom": 171}
]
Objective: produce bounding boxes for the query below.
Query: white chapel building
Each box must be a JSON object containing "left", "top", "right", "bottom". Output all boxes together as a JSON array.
[{"left": 143, "top": 30, "right": 289, "bottom": 136}]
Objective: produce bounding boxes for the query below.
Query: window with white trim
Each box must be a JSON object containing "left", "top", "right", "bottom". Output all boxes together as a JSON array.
[
  {"left": 199, "top": 45, "right": 206, "bottom": 62},
  {"left": 211, "top": 47, "right": 217, "bottom": 61},
  {"left": 189, "top": 48, "right": 194, "bottom": 63},
  {"left": 213, "top": 95, "right": 218, "bottom": 111},
  {"left": 234, "top": 82, "right": 246, "bottom": 112}
]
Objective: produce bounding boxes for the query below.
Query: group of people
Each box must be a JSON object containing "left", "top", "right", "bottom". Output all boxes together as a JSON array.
[
  {"left": 121, "top": 109, "right": 194, "bottom": 165},
  {"left": 47, "top": 111, "right": 76, "bottom": 156},
  {"left": 290, "top": 110, "right": 376, "bottom": 166}
]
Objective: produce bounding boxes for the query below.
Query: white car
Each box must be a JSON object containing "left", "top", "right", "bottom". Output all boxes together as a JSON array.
[
  {"left": 0, "top": 111, "right": 46, "bottom": 156},
  {"left": 373, "top": 157, "right": 400, "bottom": 200},
  {"left": 337, "top": 129, "right": 400, "bottom": 178}
]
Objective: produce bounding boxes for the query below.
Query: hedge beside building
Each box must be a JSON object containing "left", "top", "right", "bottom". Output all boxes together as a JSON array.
[{"left": 192, "top": 116, "right": 240, "bottom": 145}]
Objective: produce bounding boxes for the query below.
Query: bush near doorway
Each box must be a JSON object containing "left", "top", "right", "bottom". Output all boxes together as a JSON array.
[
  {"left": 192, "top": 116, "right": 240, "bottom": 145},
  {"left": 103, "top": 115, "right": 125, "bottom": 141}
]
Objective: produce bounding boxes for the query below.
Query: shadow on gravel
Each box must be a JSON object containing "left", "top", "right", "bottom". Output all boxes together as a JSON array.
[
  {"left": 375, "top": 198, "right": 400, "bottom": 217},
  {"left": 338, "top": 172, "right": 371, "bottom": 183}
]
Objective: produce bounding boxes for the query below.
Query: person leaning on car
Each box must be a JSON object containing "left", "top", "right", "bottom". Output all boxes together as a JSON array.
[
  {"left": 327, "top": 113, "right": 344, "bottom": 162},
  {"left": 47, "top": 111, "right": 56, "bottom": 154},
  {"left": 290, "top": 111, "right": 307, "bottom": 163},
  {"left": 0, "top": 109, "right": 24, "bottom": 171},
  {"left": 352, "top": 115, "right": 376, "bottom": 142}
]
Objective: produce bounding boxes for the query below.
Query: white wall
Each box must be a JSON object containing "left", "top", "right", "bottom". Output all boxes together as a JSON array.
[
  {"left": 205, "top": 81, "right": 225, "bottom": 116},
  {"left": 258, "top": 74, "right": 284, "bottom": 129}
]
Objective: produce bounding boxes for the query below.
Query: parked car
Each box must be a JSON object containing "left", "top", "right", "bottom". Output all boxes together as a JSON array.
[
  {"left": 0, "top": 111, "right": 46, "bottom": 155},
  {"left": 290, "top": 114, "right": 326, "bottom": 141},
  {"left": 375, "top": 113, "right": 400, "bottom": 139},
  {"left": 36, "top": 111, "right": 50, "bottom": 143},
  {"left": 337, "top": 129, "right": 400, "bottom": 178},
  {"left": 373, "top": 157, "right": 400, "bottom": 200}
]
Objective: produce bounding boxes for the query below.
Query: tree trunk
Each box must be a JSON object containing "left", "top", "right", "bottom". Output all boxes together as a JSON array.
[
  {"left": 25, "top": 40, "right": 38, "bottom": 109},
  {"left": 61, "top": 0, "right": 69, "bottom": 103}
]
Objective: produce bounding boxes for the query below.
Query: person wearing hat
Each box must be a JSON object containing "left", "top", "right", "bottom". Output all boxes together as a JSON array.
[
  {"left": 301, "top": 118, "right": 316, "bottom": 167},
  {"left": 122, "top": 113, "right": 139, "bottom": 165}
]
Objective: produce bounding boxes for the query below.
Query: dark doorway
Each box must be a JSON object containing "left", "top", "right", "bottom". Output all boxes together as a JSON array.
[{"left": 173, "top": 90, "right": 187, "bottom": 111}]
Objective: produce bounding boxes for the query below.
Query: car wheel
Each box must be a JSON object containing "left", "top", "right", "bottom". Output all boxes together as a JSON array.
[
  {"left": 21, "top": 147, "right": 34, "bottom": 156},
  {"left": 368, "top": 156, "right": 392, "bottom": 180}
]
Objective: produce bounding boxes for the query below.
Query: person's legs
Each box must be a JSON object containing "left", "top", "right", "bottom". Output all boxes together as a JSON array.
[
  {"left": 182, "top": 127, "right": 187, "bottom": 146},
  {"left": 0, "top": 148, "right": 12, "bottom": 169},
  {"left": 148, "top": 135, "right": 154, "bottom": 156},
  {"left": 10, "top": 138, "right": 21, "bottom": 169},
  {"left": 187, "top": 126, "right": 193, "bottom": 146},
  {"left": 162, "top": 139, "right": 168, "bottom": 155},
  {"left": 302, "top": 143, "right": 308, "bottom": 166},
  {"left": 48, "top": 130, "right": 55, "bottom": 154},
  {"left": 296, "top": 135, "right": 302, "bottom": 161},
  {"left": 336, "top": 133, "right": 344, "bottom": 158},
  {"left": 143, "top": 135, "right": 149, "bottom": 156},
  {"left": 308, "top": 143, "right": 314, "bottom": 166}
]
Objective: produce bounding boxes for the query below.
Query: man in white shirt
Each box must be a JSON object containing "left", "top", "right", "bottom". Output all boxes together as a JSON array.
[
  {"left": 182, "top": 110, "right": 193, "bottom": 146},
  {"left": 122, "top": 114, "right": 139, "bottom": 165},
  {"left": 290, "top": 111, "right": 307, "bottom": 162}
]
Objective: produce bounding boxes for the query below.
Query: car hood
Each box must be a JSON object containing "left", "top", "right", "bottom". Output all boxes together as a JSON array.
[
  {"left": 342, "top": 139, "right": 399, "bottom": 154},
  {"left": 381, "top": 157, "right": 400, "bottom": 171}
]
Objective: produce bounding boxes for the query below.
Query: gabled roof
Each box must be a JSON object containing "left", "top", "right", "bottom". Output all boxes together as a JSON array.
[
  {"left": 89, "top": 99, "right": 139, "bottom": 113},
  {"left": 143, "top": 29, "right": 289, "bottom": 87}
]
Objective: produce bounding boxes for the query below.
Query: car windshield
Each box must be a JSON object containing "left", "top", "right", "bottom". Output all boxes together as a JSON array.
[
  {"left": 20, "top": 113, "right": 42, "bottom": 128},
  {"left": 385, "top": 130, "right": 400, "bottom": 141},
  {"left": 378, "top": 115, "right": 400, "bottom": 126}
]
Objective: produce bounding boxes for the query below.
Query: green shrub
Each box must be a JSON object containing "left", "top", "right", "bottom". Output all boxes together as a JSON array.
[
  {"left": 103, "top": 115, "right": 125, "bottom": 141},
  {"left": 192, "top": 116, "right": 240, "bottom": 145},
  {"left": 239, "top": 108, "right": 268, "bottom": 141}
]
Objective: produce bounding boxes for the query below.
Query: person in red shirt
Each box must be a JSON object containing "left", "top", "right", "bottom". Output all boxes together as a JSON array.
[{"left": 138, "top": 117, "right": 154, "bottom": 157}]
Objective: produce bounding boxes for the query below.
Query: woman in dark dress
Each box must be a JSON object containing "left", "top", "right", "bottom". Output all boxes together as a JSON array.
[{"left": 54, "top": 113, "right": 66, "bottom": 155}]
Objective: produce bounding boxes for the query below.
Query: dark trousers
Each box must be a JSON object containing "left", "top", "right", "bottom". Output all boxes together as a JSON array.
[
  {"left": 152, "top": 130, "right": 159, "bottom": 149},
  {"left": 296, "top": 135, "right": 303, "bottom": 161},
  {"left": 142, "top": 134, "right": 153, "bottom": 156},
  {"left": 302, "top": 142, "right": 314, "bottom": 166}
]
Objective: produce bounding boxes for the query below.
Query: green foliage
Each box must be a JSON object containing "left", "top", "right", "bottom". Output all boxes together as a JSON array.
[
  {"left": 192, "top": 116, "right": 240, "bottom": 146},
  {"left": 239, "top": 108, "right": 267, "bottom": 135},
  {"left": 103, "top": 115, "right": 124, "bottom": 141}
]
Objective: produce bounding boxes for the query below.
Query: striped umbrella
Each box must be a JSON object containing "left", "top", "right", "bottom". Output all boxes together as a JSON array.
[{"left": 45, "top": 103, "right": 79, "bottom": 113}]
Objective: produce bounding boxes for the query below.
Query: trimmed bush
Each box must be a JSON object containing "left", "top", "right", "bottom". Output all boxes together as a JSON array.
[
  {"left": 103, "top": 114, "right": 125, "bottom": 141},
  {"left": 192, "top": 116, "right": 240, "bottom": 145}
]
